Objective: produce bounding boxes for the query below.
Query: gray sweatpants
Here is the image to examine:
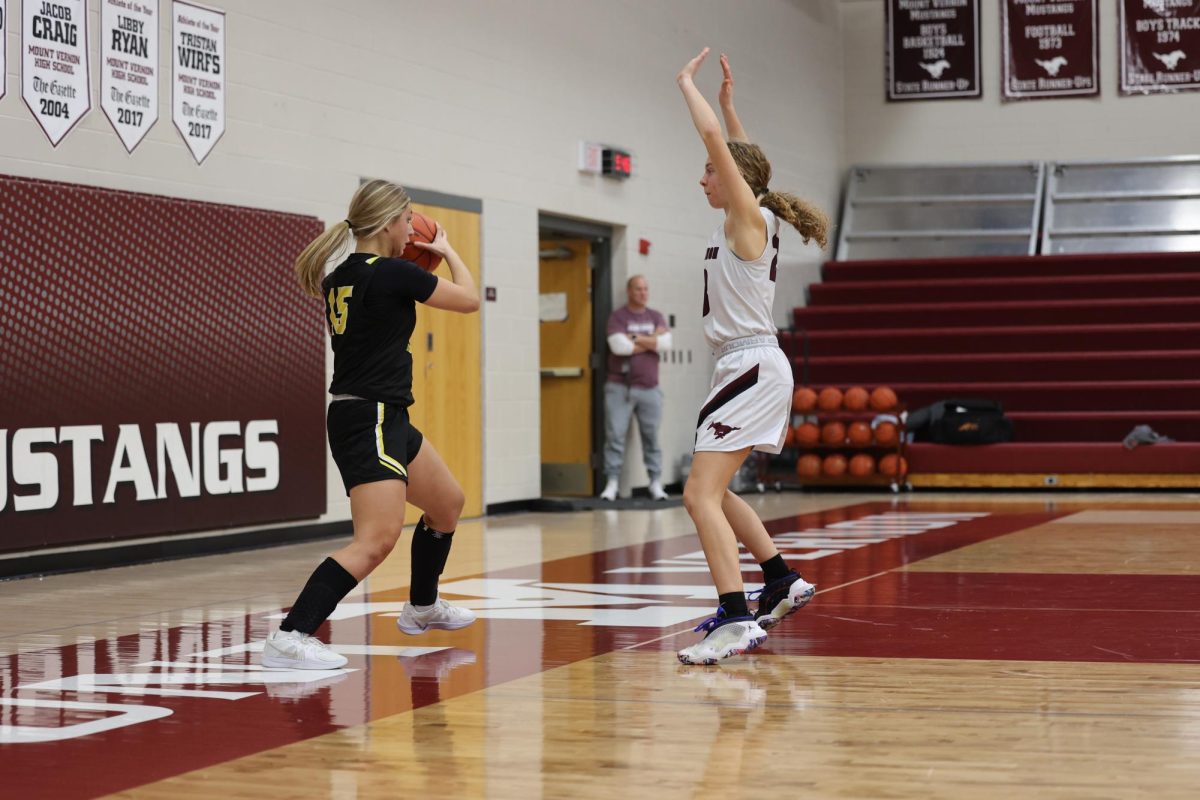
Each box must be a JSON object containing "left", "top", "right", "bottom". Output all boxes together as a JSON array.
[{"left": 603, "top": 382, "right": 663, "bottom": 481}]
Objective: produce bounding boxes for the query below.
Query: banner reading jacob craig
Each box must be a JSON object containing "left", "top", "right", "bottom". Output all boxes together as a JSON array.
[
  {"left": 21, "top": 0, "right": 91, "bottom": 145},
  {"left": 102, "top": 0, "right": 159, "bottom": 152},
  {"left": 1003, "top": 0, "right": 1098, "bottom": 100},
  {"left": 1121, "top": 0, "right": 1200, "bottom": 94},
  {"left": 172, "top": 0, "right": 223, "bottom": 163},
  {"left": 887, "top": 0, "right": 981, "bottom": 100}
]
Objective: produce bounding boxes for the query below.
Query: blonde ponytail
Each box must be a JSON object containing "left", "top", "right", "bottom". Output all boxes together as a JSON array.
[
  {"left": 726, "top": 140, "right": 830, "bottom": 249},
  {"left": 294, "top": 179, "right": 413, "bottom": 297}
]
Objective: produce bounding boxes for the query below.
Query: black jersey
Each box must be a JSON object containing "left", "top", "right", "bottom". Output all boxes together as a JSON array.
[{"left": 321, "top": 253, "right": 439, "bottom": 406}]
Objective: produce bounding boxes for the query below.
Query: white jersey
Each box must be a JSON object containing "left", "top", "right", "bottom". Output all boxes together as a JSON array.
[{"left": 701, "top": 207, "right": 781, "bottom": 350}]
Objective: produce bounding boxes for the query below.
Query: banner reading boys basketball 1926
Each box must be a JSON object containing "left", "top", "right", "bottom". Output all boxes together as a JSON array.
[
  {"left": 22, "top": 0, "right": 91, "bottom": 145},
  {"left": 102, "top": 0, "right": 159, "bottom": 152},
  {"left": 172, "top": 0, "right": 224, "bottom": 163},
  {"left": 1003, "top": 0, "right": 1099, "bottom": 100},
  {"left": 887, "top": 0, "right": 981, "bottom": 101},
  {"left": 1121, "top": 0, "right": 1200, "bottom": 94}
]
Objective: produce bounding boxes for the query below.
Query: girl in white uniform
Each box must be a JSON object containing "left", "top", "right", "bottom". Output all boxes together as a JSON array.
[{"left": 676, "top": 50, "right": 830, "bottom": 665}]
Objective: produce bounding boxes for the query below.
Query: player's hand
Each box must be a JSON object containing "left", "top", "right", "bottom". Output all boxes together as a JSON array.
[
  {"left": 677, "top": 47, "right": 710, "bottom": 85},
  {"left": 411, "top": 224, "right": 454, "bottom": 257},
  {"left": 719, "top": 53, "right": 734, "bottom": 105}
]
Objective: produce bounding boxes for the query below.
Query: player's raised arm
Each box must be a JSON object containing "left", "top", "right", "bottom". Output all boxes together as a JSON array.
[{"left": 718, "top": 53, "right": 748, "bottom": 143}]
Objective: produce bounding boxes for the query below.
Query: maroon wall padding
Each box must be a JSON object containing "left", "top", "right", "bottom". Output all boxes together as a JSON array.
[
  {"left": 809, "top": 273, "right": 1200, "bottom": 306},
  {"left": 0, "top": 174, "right": 327, "bottom": 552},
  {"left": 804, "top": 350, "right": 1200, "bottom": 384},
  {"left": 907, "top": 442, "right": 1200, "bottom": 474},
  {"left": 821, "top": 251, "right": 1200, "bottom": 282},
  {"left": 783, "top": 323, "right": 1200, "bottom": 358},
  {"left": 794, "top": 296, "right": 1200, "bottom": 330}
]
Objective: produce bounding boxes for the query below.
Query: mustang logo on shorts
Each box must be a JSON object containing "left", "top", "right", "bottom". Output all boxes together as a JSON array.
[{"left": 708, "top": 421, "right": 741, "bottom": 439}]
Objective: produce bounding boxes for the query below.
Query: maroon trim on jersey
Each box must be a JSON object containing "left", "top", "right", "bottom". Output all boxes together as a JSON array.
[
  {"left": 703, "top": 268, "right": 710, "bottom": 317},
  {"left": 705, "top": 246, "right": 719, "bottom": 260},
  {"left": 769, "top": 234, "right": 780, "bottom": 282},
  {"left": 696, "top": 364, "right": 760, "bottom": 428}
]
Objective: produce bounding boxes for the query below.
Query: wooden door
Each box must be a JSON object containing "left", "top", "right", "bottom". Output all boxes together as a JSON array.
[
  {"left": 539, "top": 238, "right": 593, "bottom": 496},
  {"left": 406, "top": 203, "right": 483, "bottom": 520}
]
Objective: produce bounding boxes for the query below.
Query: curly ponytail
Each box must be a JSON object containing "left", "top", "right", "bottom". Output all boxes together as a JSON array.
[{"left": 726, "top": 141, "right": 829, "bottom": 249}]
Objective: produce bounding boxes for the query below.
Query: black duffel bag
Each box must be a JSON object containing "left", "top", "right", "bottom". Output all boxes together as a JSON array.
[{"left": 913, "top": 398, "right": 1015, "bottom": 445}]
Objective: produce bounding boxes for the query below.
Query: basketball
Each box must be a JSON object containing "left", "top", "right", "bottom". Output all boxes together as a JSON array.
[
  {"left": 822, "top": 453, "right": 848, "bottom": 477},
  {"left": 874, "top": 421, "right": 898, "bottom": 447},
  {"left": 796, "top": 453, "right": 822, "bottom": 478},
  {"left": 879, "top": 454, "right": 908, "bottom": 477},
  {"left": 817, "top": 386, "right": 844, "bottom": 412},
  {"left": 400, "top": 212, "right": 442, "bottom": 271},
  {"left": 847, "top": 421, "right": 872, "bottom": 446},
  {"left": 870, "top": 386, "right": 898, "bottom": 412},
  {"left": 784, "top": 425, "right": 797, "bottom": 448},
  {"left": 793, "top": 386, "right": 818, "bottom": 413},
  {"left": 795, "top": 422, "right": 820, "bottom": 446},
  {"left": 820, "top": 421, "right": 846, "bottom": 446},
  {"left": 844, "top": 386, "right": 869, "bottom": 411},
  {"left": 849, "top": 453, "right": 875, "bottom": 477}
]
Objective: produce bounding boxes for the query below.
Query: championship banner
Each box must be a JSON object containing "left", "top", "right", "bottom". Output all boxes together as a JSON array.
[
  {"left": 21, "top": 0, "right": 90, "bottom": 146},
  {"left": 0, "top": 175, "right": 327, "bottom": 554},
  {"left": 171, "top": 0, "right": 224, "bottom": 163},
  {"left": 1003, "top": 0, "right": 1099, "bottom": 100},
  {"left": 102, "top": 0, "right": 159, "bottom": 152},
  {"left": 1120, "top": 0, "right": 1200, "bottom": 94},
  {"left": 887, "top": 0, "right": 981, "bottom": 101}
]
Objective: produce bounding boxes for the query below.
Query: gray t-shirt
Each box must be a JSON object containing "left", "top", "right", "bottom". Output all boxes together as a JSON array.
[{"left": 606, "top": 306, "right": 667, "bottom": 388}]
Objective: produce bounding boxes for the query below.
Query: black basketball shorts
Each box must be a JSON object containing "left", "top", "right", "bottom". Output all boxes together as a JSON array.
[{"left": 327, "top": 399, "right": 424, "bottom": 494}]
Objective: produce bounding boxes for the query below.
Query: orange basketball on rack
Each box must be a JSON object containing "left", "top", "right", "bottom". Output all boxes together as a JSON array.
[
  {"left": 848, "top": 453, "right": 875, "bottom": 477},
  {"left": 793, "top": 387, "right": 818, "bottom": 413},
  {"left": 879, "top": 454, "right": 908, "bottom": 477},
  {"left": 847, "top": 421, "right": 872, "bottom": 446},
  {"left": 784, "top": 425, "right": 797, "bottom": 448},
  {"left": 844, "top": 386, "right": 869, "bottom": 411},
  {"left": 870, "top": 386, "right": 898, "bottom": 412},
  {"left": 795, "top": 422, "right": 820, "bottom": 446},
  {"left": 822, "top": 454, "right": 848, "bottom": 477},
  {"left": 820, "top": 421, "right": 846, "bottom": 446},
  {"left": 817, "top": 387, "right": 844, "bottom": 412},
  {"left": 874, "top": 421, "right": 898, "bottom": 447},
  {"left": 796, "top": 454, "right": 822, "bottom": 478}
]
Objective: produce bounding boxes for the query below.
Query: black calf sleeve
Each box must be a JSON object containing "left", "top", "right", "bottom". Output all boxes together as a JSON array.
[
  {"left": 280, "top": 557, "right": 359, "bottom": 634},
  {"left": 409, "top": 516, "right": 454, "bottom": 606}
]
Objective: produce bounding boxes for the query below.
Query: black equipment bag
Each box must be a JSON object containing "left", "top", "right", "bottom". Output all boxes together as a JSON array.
[{"left": 927, "top": 398, "right": 1014, "bottom": 445}]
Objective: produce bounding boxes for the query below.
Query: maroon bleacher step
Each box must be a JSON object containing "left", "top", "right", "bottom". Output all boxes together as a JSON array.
[
  {"left": 780, "top": 323, "right": 1200, "bottom": 358},
  {"left": 805, "top": 380, "right": 1200, "bottom": 413},
  {"left": 822, "top": 251, "right": 1200, "bottom": 283},
  {"left": 1006, "top": 410, "right": 1200, "bottom": 443},
  {"left": 809, "top": 272, "right": 1200, "bottom": 307},
  {"left": 906, "top": 441, "right": 1200, "bottom": 475}
]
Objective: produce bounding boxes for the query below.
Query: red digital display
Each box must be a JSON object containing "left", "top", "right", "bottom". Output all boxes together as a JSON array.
[{"left": 602, "top": 148, "right": 633, "bottom": 179}]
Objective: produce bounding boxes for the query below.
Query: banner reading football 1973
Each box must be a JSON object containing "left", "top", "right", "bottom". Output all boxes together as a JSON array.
[
  {"left": 1002, "top": 0, "right": 1099, "bottom": 101},
  {"left": 102, "top": 0, "right": 159, "bottom": 152},
  {"left": 887, "top": 0, "right": 981, "bottom": 101},
  {"left": 172, "top": 0, "right": 224, "bottom": 163},
  {"left": 1121, "top": 0, "right": 1200, "bottom": 95},
  {"left": 22, "top": 0, "right": 91, "bottom": 145}
]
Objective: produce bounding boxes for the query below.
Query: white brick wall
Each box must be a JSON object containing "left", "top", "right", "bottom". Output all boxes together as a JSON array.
[
  {"left": 2, "top": 0, "right": 844, "bottom": 525},
  {"left": 841, "top": 0, "right": 1200, "bottom": 164}
]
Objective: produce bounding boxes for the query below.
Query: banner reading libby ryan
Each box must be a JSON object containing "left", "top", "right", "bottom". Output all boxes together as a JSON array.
[
  {"left": 1121, "top": 0, "right": 1200, "bottom": 94},
  {"left": 22, "top": 0, "right": 91, "bottom": 145},
  {"left": 1003, "top": 0, "right": 1098, "bottom": 101},
  {"left": 887, "top": 0, "right": 981, "bottom": 101},
  {"left": 172, "top": 0, "right": 224, "bottom": 163},
  {"left": 102, "top": 0, "right": 159, "bottom": 152}
]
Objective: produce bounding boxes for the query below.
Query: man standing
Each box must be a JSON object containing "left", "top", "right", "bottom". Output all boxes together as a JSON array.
[{"left": 601, "top": 275, "right": 672, "bottom": 501}]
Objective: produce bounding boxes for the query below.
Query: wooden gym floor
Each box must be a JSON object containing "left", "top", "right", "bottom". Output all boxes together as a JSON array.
[{"left": 2, "top": 491, "right": 1199, "bottom": 799}]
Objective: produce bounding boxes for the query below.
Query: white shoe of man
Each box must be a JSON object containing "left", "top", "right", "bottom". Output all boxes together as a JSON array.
[
  {"left": 599, "top": 478, "right": 619, "bottom": 501},
  {"left": 396, "top": 598, "right": 478, "bottom": 635},
  {"left": 261, "top": 628, "right": 349, "bottom": 670},
  {"left": 648, "top": 479, "right": 669, "bottom": 500}
]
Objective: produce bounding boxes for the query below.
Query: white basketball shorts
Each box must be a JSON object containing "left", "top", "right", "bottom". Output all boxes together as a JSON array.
[{"left": 694, "top": 340, "right": 793, "bottom": 454}]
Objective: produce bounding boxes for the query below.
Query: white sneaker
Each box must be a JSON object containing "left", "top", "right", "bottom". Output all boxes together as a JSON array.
[
  {"left": 753, "top": 572, "right": 817, "bottom": 631},
  {"left": 599, "top": 478, "right": 618, "bottom": 501},
  {"left": 677, "top": 615, "right": 768, "bottom": 666},
  {"left": 648, "top": 479, "right": 669, "bottom": 500},
  {"left": 397, "top": 598, "right": 477, "bottom": 635},
  {"left": 261, "top": 629, "right": 349, "bottom": 670}
]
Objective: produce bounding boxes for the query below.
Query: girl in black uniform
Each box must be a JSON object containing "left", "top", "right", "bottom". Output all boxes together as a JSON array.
[{"left": 263, "top": 179, "right": 480, "bottom": 670}]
